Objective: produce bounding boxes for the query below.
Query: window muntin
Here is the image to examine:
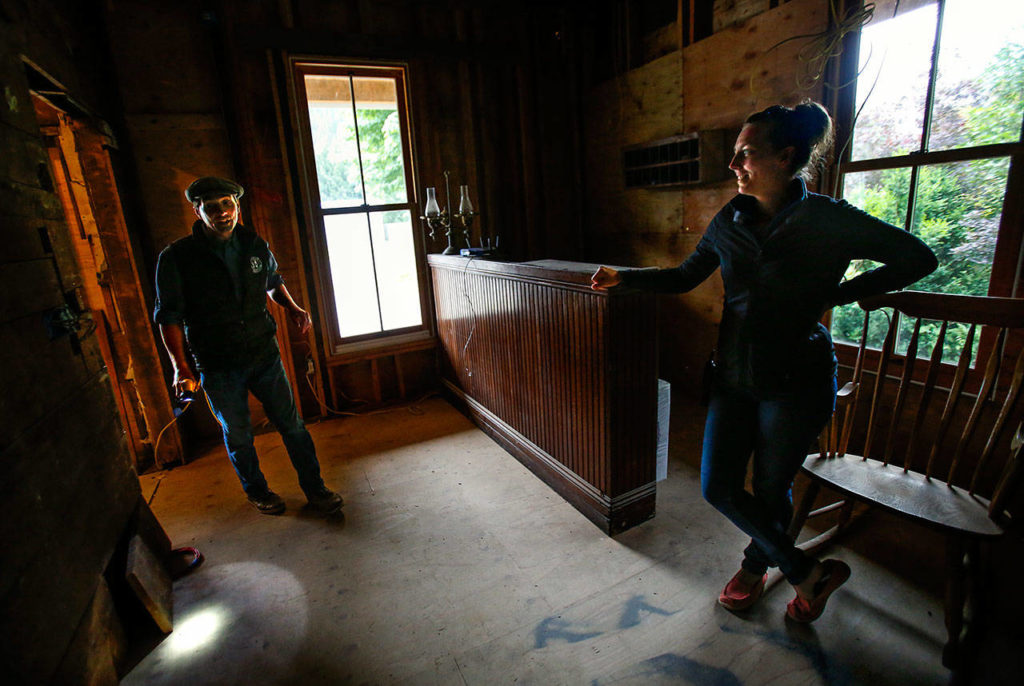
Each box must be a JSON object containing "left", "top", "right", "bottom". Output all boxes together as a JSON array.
[
  {"left": 841, "top": 167, "right": 912, "bottom": 231},
  {"left": 294, "top": 63, "right": 426, "bottom": 351}
]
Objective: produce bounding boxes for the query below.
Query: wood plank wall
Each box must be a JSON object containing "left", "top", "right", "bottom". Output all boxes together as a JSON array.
[
  {"left": 101, "top": 0, "right": 588, "bottom": 424},
  {"left": 101, "top": 1, "right": 261, "bottom": 447},
  {"left": 583, "top": 0, "right": 828, "bottom": 395},
  {"left": 0, "top": 1, "right": 142, "bottom": 681}
]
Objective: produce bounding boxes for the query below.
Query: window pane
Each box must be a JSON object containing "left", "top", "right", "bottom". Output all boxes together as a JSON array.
[
  {"left": 851, "top": 1, "right": 938, "bottom": 161},
  {"left": 842, "top": 167, "right": 912, "bottom": 229},
  {"left": 324, "top": 214, "right": 381, "bottom": 337},
  {"left": 831, "top": 167, "right": 912, "bottom": 348},
  {"left": 834, "top": 306, "right": 974, "bottom": 364},
  {"left": 305, "top": 75, "right": 364, "bottom": 209},
  {"left": 930, "top": 0, "right": 1024, "bottom": 151},
  {"left": 833, "top": 159, "right": 1010, "bottom": 356},
  {"left": 323, "top": 212, "right": 423, "bottom": 339},
  {"left": 909, "top": 158, "right": 1009, "bottom": 296},
  {"left": 898, "top": 315, "right": 977, "bottom": 364},
  {"left": 352, "top": 77, "right": 408, "bottom": 205},
  {"left": 369, "top": 211, "right": 422, "bottom": 330},
  {"left": 831, "top": 299, "right": 891, "bottom": 350}
]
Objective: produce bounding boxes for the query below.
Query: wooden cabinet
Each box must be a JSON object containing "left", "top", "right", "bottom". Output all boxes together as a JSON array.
[
  {"left": 622, "top": 129, "right": 732, "bottom": 188},
  {"left": 428, "top": 256, "right": 659, "bottom": 534}
]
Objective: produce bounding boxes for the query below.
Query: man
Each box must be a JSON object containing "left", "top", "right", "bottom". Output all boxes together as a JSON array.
[{"left": 154, "top": 176, "right": 342, "bottom": 515}]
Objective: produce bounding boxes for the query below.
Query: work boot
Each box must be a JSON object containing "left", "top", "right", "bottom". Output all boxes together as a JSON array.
[
  {"left": 306, "top": 487, "right": 344, "bottom": 513},
  {"left": 247, "top": 490, "right": 286, "bottom": 515}
]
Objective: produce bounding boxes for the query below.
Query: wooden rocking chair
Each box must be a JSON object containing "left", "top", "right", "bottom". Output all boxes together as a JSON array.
[{"left": 789, "top": 291, "right": 1024, "bottom": 674}]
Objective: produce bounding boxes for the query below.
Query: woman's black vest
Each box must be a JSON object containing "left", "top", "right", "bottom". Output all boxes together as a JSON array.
[{"left": 169, "top": 222, "right": 278, "bottom": 371}]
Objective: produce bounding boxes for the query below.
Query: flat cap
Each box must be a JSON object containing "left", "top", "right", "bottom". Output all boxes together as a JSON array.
[{"left": 185, "top": 176, "right": 244, "bottom": 203}]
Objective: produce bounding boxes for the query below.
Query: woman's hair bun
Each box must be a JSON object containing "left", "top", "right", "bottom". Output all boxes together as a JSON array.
[
  {"left": 746, "top": 100, "right": 834, "bottom": 181},
  {"left": 792, "top": 101, "right": 832, "bottom": 144}
]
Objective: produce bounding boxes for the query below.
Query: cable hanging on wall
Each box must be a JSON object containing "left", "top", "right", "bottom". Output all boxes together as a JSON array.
[
  {"left": 778, "top": 1, "right": 876, "bottom": 90},
  {"left": 460, "top": 256, "right": 478, "bottom": 380},
  {"left": 747, "top": 0, "right": 877, "bottom": 104}
]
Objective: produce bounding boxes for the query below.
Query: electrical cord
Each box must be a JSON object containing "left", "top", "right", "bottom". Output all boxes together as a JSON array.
[
  {"left": 297, "top": 257, "right": 475, "bottom": 419},
  {"left": 461, "top": 256, "right": 478, "bottom": 379},
  {"left": 168, "top": 546, "right": 205, "bottom": 579},
  {"left": 152, "top": 397, "right": 192, "bottom": 467},
  {"left": 831, "top": 49, "right": 886, "bottom": 196},
  {"left": 757, "top": 1, "right": 877, "bottom": 93},
  {"left": 153, "top": 329, "right": 439, "bottom": 462},
  {"left": 151, "top": 381, "right": 219, "bottom": 466},
  {"left": 303, "top": 363, "right": 438, "bottom": 418}
]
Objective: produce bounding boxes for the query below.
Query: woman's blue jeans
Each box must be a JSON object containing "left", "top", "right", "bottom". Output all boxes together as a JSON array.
[
  {"left": 201, "top": 355, "right": 325, "bottom": 498},
  {"left": 700, "top": 374, "right": 837, "bottom": 585}
]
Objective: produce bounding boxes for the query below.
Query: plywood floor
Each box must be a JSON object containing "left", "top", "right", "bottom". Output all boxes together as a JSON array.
[{"left": 126, "top": 396, "right": 1013, "bottom": 685}]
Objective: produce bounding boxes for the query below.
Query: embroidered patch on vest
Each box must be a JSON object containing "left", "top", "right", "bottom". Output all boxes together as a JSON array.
[{"left": 249, "top": 256, "right": 263, "bottom": 273}]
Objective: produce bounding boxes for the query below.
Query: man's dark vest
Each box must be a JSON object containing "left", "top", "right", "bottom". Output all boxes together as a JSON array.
[{"left": 169, "top": 221, "right": 277, "bottom": 371}]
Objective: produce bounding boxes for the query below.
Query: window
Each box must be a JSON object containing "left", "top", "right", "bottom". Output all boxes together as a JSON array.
[
  {"left": 831, "top": 0, "right": 1024, "bottom": 359},
  {"left": 292, "top": 62, "right": 429, "bottom": 354}
]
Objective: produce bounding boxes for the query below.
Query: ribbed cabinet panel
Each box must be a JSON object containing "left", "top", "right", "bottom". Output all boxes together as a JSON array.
[{"left": 429, "top": 256, "right": 658, "bottom": 533}]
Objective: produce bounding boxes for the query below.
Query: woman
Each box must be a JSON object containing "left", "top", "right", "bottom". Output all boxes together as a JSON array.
[{"left": 592, "top": 102, "right": 937, "bottom": 622}]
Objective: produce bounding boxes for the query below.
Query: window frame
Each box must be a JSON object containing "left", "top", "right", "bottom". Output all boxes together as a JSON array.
[
  {"left": 828, "top": 0, "right": 1024, "bottom": 371},
  {"left": 289, "top": 58, "right": 434, "bottom": 358}
]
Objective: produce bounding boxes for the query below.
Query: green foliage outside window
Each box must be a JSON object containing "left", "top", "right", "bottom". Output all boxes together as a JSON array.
[
  {"left": 831, "top": 42, "right": 1023, "bottom": 362},
  {"left": 309, "top": 107, "right": 406, "bottom": 208}
]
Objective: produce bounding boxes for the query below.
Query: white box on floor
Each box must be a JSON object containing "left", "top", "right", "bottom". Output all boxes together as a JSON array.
[{"left": 656, "top": 379, "right": 670, "bottom": 482}]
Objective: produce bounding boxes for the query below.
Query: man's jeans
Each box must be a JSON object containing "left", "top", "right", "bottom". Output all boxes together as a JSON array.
[
  {"left": 201, "top": 355, "right": 325, "bottom": 498},
  {"left": 700, "top": 374, "right": 837, "bottom": 585}
]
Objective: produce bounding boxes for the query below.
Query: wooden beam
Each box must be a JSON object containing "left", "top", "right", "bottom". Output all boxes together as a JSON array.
[
  {"left": 841, "top": 142, "right": 1024, "bottom": 174},
  {"left": 125, "top": 534, "right": 173, "bottom": 634},
  {"left": 74, "top": 126, "right": 185, "bottom": 468},
  {"left": 233, "top": 23, "right": 520, "bottom": 62},
  {"left": 678, "top": 0, "right": 686, "bottom": 49},
  {"left": 371, "top": 357, "right": 382, "bottom": 404}
]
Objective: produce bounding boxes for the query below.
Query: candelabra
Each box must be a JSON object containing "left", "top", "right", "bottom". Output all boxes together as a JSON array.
[{"left": 420, "top": 171, "right": 478, "bottom": 255}]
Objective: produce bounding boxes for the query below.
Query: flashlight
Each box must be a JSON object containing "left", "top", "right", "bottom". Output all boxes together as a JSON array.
[{"left": 175, "top": 378, "right": 198, "bottom": 415}]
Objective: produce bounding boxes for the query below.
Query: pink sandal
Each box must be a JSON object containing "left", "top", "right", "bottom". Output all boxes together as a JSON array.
[
  {"left": 786, "top": 559, "right": 851, "bottom": 623},
  {"left": 718, "top": 569, "right": 768, "bottom": 611}
]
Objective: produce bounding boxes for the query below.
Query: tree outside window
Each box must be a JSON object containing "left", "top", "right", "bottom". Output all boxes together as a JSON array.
[{"left": 831, "top": 0, "right": 1024, "bottom": 361}]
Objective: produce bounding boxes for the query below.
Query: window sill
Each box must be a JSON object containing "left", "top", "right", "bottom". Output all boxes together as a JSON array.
[{"left": 327, "top": 330, "right": 436, "bottom": 365}]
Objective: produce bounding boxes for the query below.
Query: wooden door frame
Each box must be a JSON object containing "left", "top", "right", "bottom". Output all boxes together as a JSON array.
[{"left": 33, "top": 94, "right": 184, "bottom": 470}]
